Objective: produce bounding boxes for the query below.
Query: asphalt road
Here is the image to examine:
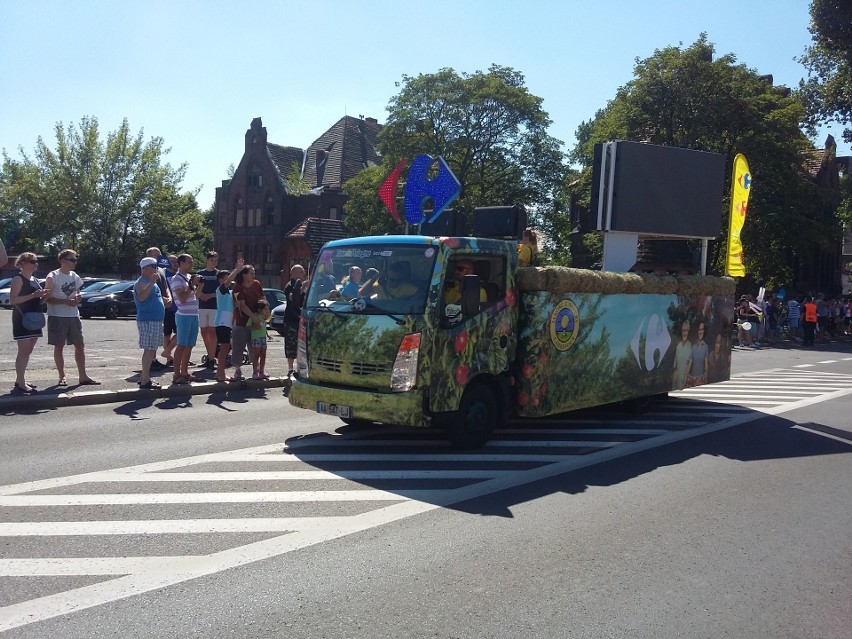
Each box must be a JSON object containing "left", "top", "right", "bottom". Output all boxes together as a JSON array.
[{"left": 0, "top": 323, "right": 850, "bottom": 638}]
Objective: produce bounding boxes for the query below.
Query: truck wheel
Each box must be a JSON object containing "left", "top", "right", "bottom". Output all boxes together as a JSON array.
[
  {"left": 106, "top": 303, "right": 120, "bottom": 320},
  {"left": 446, "top": 384, "right": 497, "bottom": 449}
]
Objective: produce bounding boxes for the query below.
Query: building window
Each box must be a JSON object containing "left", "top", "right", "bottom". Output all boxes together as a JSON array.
[
  {"left": 265, "top": 195, "right": 274, "bottom": 225},
  {"left": 249, "top": 162, "right": 262, "bottom": 189},
  {"left": 329, "top": 207, "right": 338, "bottom": 220},
  {"left": 236, "top": 209, "right": 244, "bottom": 227},
  {"left": 264, "top": 244, "right": 272, "bottom": 265}
]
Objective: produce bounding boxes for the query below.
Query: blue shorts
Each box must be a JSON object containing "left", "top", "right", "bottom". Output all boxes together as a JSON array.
[{"left": 175, "top": 314, "right": 199, "bottom": 347}]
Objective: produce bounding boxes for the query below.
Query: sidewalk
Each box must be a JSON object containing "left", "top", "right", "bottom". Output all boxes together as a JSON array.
[{"left": 0, "top": 360, "right": 292, "bottom": 412}]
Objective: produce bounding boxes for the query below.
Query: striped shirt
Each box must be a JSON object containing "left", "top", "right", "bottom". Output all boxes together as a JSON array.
[{"left": 170, "top": 273, "right": 199, "bottom": 316}]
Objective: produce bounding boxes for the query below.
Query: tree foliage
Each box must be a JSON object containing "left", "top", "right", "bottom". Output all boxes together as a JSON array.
[
  {"left": 799, "top": 0, "right": 852, "bottom": 143},
  {"left": 342, "top": 164, "right": 400, "bottom": 236},
  {"left": 568, "top": 35, "right": 829, "bottom": 286},
  {"left": 0, "top": 116, "right": 207, "bottom": 273},
  {"left": 344, "top": 65, "right": 566, "bottom": 243}
]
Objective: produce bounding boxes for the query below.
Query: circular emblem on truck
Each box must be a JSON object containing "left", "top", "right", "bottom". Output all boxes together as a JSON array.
[{"left": 549, "top": 299, "right": 580, "bottom": 351}]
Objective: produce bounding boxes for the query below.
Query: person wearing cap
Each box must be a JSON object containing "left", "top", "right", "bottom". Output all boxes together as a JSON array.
[
  {"left": 134, "top": 257, "right": 166, "bottom": 389},
  {"left": 144, "top": 247, "right": 172, "bottom": 369},
  {"left": 45, "top": 248, "right": 100, "bottom": 386}
]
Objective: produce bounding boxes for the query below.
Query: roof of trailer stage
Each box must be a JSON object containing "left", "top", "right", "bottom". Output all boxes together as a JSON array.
[{"left": 322, "top": 236, "right": 513, "bottom": 251}]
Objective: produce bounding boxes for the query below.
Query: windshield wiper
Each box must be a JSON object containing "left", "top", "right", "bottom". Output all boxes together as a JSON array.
[{"left": 350, "top": 297, "right": 406, "bottom": 325}]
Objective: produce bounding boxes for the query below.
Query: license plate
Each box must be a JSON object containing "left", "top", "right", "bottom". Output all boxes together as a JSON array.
[{"left": 316, "top": 402, "right": 352, "bottom": 418}]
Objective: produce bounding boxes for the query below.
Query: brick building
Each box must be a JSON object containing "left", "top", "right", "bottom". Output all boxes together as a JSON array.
[{"left": 215, "top": 115, "right": 382, "bottom": 286}]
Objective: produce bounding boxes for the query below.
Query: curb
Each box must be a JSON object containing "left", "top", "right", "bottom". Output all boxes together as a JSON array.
[{"left": 0, "top": 377, "right": 292, "bottom": 412}]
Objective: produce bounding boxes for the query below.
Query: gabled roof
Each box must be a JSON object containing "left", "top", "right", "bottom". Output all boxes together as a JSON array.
[
  {"left": 259, "top": 116, "right": 382, "bottom": 192},
  {"left": 302, "top": 116, "right": 382, "bottom": 189},
  {"left": 284, "top": 217, "right": 349, "bottom": 255},
  {"left": 267, "top": 144, "right": 304, "bottom": 183}
]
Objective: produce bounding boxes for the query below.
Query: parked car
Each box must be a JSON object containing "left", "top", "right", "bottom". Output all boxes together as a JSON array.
[
  {"left": 80, "top": 280, "right": 121, "bottom": 296},
  {"left": 264, "top": 288, "right": 287, "bottom": 311},
  {"left": 79, "top": 281, "right": 137, "bottom": 319},
  {"left": 0, "top": 278, "right": 47, "bottom": 309}
]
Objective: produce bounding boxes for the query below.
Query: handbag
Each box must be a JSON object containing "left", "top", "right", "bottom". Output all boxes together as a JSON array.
[{"left": 22, "top": 312, "right": 46, "bottom": 330}]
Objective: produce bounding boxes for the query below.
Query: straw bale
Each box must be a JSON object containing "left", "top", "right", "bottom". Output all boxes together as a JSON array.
[{"left": 516, "top": 266, "right": 733, "bottom": 296}]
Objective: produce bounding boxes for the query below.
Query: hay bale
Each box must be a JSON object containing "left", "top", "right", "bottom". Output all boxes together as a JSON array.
[
  {"left": 639, "top": 273, "right": 678, "bottom": 294},
  {"left": 516, "top": 266, "right": 732, "bottom": 296},
  {"left": 516, "top": 267, "right": 545, "bottom": 292}
]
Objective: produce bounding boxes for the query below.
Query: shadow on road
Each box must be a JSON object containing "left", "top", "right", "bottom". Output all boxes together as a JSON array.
[{"left": 283, "top": 400, "right": 851, "bottom": 518}]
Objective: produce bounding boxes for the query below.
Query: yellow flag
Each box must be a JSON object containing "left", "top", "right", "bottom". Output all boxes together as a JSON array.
[{"left": 726, "top": 153, "right": 751, "bottom": 277}]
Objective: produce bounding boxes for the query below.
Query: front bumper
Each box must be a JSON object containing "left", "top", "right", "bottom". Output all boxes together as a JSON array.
[{"left": 289, "top": 378, "right": 430, "bottom": 428}]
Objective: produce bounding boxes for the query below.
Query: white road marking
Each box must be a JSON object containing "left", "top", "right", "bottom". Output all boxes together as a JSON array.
[
  {"left": 0, "top": 517, "right": 349, "bottom": 536},
  {"left": 793, "top": 364, "right": 816, "bottom": 367},
  {"left": 0, "top": 490, "right": 412, "bottom": 507}
]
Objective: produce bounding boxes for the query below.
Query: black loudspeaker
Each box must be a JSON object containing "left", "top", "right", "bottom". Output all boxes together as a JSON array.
[
  {"left": 472, "top": 205, "right": 526, "bottom": 240},
  {"left": 419, "top": 209, "right": 468, "bottom": 236}
]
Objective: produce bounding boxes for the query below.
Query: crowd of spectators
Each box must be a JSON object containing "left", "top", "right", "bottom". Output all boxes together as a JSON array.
[{"left": 735, "top": 290, "right": 852, "bottom": 348}]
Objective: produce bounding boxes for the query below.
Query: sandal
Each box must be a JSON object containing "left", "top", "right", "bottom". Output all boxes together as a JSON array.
[
  {"left": 231, "top": 371, "right": 244, "bottom": 381},
  {"left": 58, "top": 377, "right": 68, "bottom": 387},
  {"left": 79, "top": 379, "right": 101, "bottom": 386},
  {"left": 172, "top": 376, "right": 189, "bottom": 385},
  {"left": 13, "top": 383, "right": 35, "bottom": 394},
  {"left": 139, "top": 381, "right": 161, "bottom": 389}
]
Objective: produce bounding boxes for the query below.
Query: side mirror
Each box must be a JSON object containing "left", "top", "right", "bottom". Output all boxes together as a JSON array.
[{"left": 461, "top": 274, "right": 481, "bottom": 316}]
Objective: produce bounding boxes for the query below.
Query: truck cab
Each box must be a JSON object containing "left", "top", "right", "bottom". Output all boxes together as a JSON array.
[{"left": 289, "top": 235, "right": 518, "bottom": 447}]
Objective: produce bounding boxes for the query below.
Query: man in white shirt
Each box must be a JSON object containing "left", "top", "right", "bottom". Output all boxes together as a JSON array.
[{"left": 45, "top": 249, "right": 99, "bottom": 386}]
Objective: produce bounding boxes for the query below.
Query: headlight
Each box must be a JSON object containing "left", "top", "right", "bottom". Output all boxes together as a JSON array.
[{"left": 390, "top": 332, "right": 420, "bottom": 392}]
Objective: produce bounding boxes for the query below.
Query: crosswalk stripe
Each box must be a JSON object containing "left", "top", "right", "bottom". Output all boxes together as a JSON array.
[
  {"left": 0, "top": 490, "right": 415, "bottom": 507},
  {"left": 0, "top": 517, "right": 351, "bottom": 536}
]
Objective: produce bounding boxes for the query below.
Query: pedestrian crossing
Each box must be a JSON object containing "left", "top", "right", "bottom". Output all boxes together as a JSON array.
[
  {"left": 2, "top": 366, "right": 851, "bottom": 631},
  {"left": 671, "top": 368, "right": 852, "bottom": 411}
]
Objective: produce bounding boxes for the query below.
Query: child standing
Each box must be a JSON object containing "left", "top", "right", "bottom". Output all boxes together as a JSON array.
[{"left": 247, "top": 298, "right": 271, "bottom": 379}]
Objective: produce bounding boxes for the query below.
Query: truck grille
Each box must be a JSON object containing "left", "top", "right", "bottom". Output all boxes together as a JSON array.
[{"left": 315, "top": 357, "right": 391, "bottom": 376}]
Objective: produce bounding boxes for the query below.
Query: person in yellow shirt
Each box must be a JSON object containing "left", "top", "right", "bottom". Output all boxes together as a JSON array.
[
  {"left": 360, "top": 263, "right": 419, "bottom": 300},
  {"left": 517, "top": 228, "right": 538, "bottom": 267},
  {"left": 444, "top": 259, "right": 487, "bottom": 305}
]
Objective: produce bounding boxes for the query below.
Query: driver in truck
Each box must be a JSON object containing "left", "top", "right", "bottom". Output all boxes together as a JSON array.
[{"left": 359, "top": 262, "right": 418, "bottom": 300}]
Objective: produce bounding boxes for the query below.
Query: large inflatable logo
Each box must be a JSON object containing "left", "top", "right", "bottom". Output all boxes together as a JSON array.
[
  {"left": 549, "top": 299, "right": 580, "bottom": 352},
  {"left": 379, "top": 155, "right": 461, "bottom": 226}
]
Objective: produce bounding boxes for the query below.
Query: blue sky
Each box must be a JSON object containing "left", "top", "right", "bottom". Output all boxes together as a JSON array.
[{"left": 1, "top": 0, "right": 846, "bottom": 211}]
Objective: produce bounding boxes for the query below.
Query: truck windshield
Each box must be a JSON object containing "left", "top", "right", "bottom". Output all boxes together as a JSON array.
[{"left": 306, "top": 244, "right": 437, "bottom": 315}]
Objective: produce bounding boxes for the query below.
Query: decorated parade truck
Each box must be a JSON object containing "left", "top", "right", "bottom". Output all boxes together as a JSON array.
[
  {"left": 288, "top": 234, "right": 736, "bottom": 447},
  {"left": 289, "top": 142, "right": 739, "bottom": 447}
]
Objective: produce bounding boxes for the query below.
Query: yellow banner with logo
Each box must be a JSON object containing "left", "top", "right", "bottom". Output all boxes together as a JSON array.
[{"left": 726, "top": 153, "right": 751, "bottom": 277}]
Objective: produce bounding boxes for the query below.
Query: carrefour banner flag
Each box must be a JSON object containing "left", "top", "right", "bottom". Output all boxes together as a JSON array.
[{"left": 726, "top": 153, "right": 751, "bottom": 277}]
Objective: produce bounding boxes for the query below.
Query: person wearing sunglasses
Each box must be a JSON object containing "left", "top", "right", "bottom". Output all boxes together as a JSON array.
[
  {"left": 444, "top": 259, "right": 487, "bottom": 305},
  {"left": 45, "top": 249, "right": 100, "bottom": 387},
  {"left": 9, "top": 252, "right": 47, "bottom": 393}
]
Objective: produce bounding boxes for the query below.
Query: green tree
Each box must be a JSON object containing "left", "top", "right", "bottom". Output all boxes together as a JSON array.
[
  {"left": 285, "top": 161, "right": 312, "bottom": 196},
  {"left": 0, "top": 116, "right": 191, "bottom": 272},
  {"left": 568, "top": 35, "right": 826, "bottom": 286},
  {"left": 342, "top": 163, "right": 400, "bottom": 236},
  {"left": 358, "top": 65, "right": 565, "bottom": 238},
  {"left": 799, "top": 0, "right": 852, "bottom": 143}
]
